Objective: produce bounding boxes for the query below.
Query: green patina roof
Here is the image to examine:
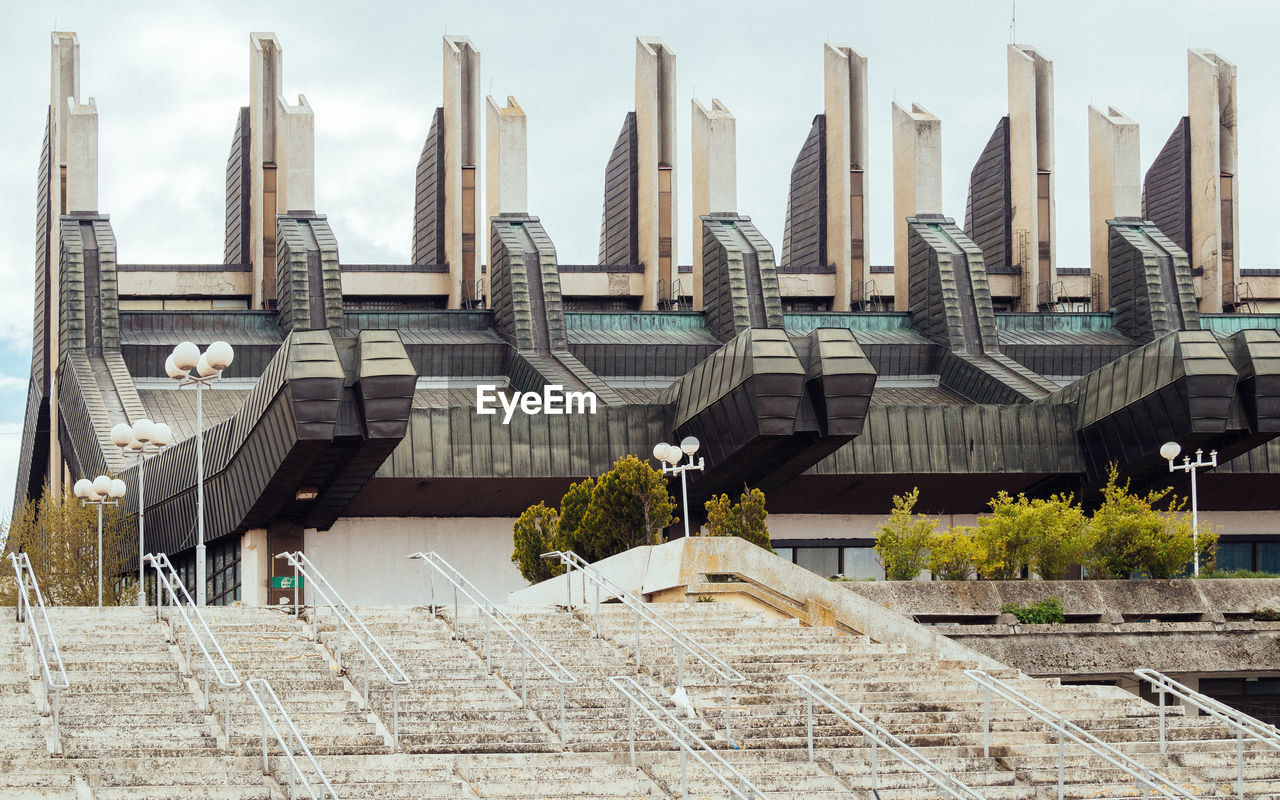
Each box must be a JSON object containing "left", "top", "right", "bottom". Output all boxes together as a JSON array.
[{"left": 1200, "top": 314, "right": 1280, "bottom": 335}]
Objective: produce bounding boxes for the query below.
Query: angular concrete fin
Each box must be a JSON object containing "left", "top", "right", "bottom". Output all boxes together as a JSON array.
[
  {"left": 1008, "top": 44, "right": 1056, "bottom": 308},
  {"left": 691, "top": 98, "right": 737, "bottom": 311},
  {"left": 225, "top": 107, "right": 252, "bottom": 265},
  {"left": 598, "top": 112, "right": 639, "bottom": 266},
  {"left": 412, "top": 108, "right": 446, "bottom": 265},
  {"left": 1142, "top": 117, "right": 1191, "bottom": 254},
  {"left": 824, "top": 43, "right": 869, "bottom": 310},
  {"left": 782, "top": 115, "right": 825, "bottom": 269},
  {"left": 964, "top": 117, "right": 1010, "bottom": 274},
  {"left": 636, "top": 37, "right": 677, "bottom": 309},
  {"left": 891, "top": 101, "right": 941, "bottom": 310},
  {"left": 1088, "top": 105, "right": 1140, "bottom": 308},
  {"left": 444, "top": 35, "right": 482, "bottom": 307}
]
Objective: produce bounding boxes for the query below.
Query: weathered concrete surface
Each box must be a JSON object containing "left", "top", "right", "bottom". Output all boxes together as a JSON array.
[{"left": 841, "top": 578, "right": 1280, "bottom": 621}]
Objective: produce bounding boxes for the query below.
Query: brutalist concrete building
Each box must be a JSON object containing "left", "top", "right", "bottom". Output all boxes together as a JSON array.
[{"left": 14, "top": 32, "right": 1280, "bottom": 604}]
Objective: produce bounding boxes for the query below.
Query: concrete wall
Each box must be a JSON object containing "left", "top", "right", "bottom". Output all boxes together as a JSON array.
[
  {"left": 339, "top": 271, "right": 453, "bottom": 298},
  {"left": 118, "top": 270, "right": 254, "bottom": 298},
  {"left": 304, "top": 516, "right": 527, "bottom": 604}
]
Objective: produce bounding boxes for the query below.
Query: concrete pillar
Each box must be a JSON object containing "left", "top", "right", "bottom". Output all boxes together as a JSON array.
[
  {"left": 1088, "top": 105, "right": 1140, "bottom": 311},
  {"left": 635, "top": 37, "right": 677, "bottom": 310},
  {"left": 1008, "top": 45, "right": 1056, "bottom": 309},
  {"left": 891, "top": 102, "right": 941, "bottom": 310},
  {"left": 444, "top": 36, "right": 482, "bottom": 308},
  {"left": 691, "top": 98, "right": 736, "bottom": 312},
  {"left": 1188, "top": 49, "right": 1238, "bottom": 312},
  {"left": 64, "top": 98, "right": 98, "bottom": 213},
  {"left": 276, "top": 95, "right": 314, "bottom": 213},
  {"left": 486, "top": 95, "right": 527, "bottom": 298},
  {"left": 47, "top": 32, "right": 81, "bottom": 501},
  {"left": 824, "top": 44, "right": 869, "bottom": 311},
  {"left": 249, "top": 33, "right": 283, "bottom": 311},
  {"left": 240, "top": 528, "right": 269, "bottom": 606}
]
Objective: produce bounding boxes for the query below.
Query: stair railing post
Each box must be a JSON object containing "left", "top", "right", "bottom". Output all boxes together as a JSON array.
[
  {"left": 224, "top": 685, "right": 231, "bottom": 745},
  {"left": 594, "top": 581, "right": 601, "bottom": 639},
  {"left": 565, "top": 559, "right": 572, "bottom": 609},
  {"left": 982, "top": 684, "right": 990, "bottom": 758},
  {"left": 453, "top": 584, "right": 459, "bottom": 639},
  {"left": 676, "top": 647, "right": 683, "bottom": 690},
  {"left": 871, "top": 728, "right": 878, "bottom": 794},
  {"left": 634, "top": 611, "right": 641, "bottom": 672},
  {"left": 259, "top": 707, "right": 269, "bottom": 774},
  {"left": 559, "top": 682, "right": 566, "bottom": 745},
  {"left": 806, "top": 690, "right": 814, "bottom": 763},
  {"left": 1238, "top": 728, "right": 1245, "bottom": 800},
  {"left": 724, "top": 676, "right": 732, "bottom": 742},
  {"left": 627, "top": 697, "right": 635, "bottom": 765},
  {"left": 334, "top": 602, "right": 342, "bottom": 669},
  {"left": 392, "top": 684, "right": 400, "bottom": 751},
  {"left": 1158, "top": 684, "right": 1166, "bottom": 753},
  {"left": 521, "top": 647, "right": 528, "bottom": 706},
  {"left": 1056, "top": 725, "right": 1064, "bottom": 800},
  {"left": 484, "top": 615, "right": 491, "bottom": 671},
  {"left": 680, "top": 742, "right": 687, "bottom": 799}
]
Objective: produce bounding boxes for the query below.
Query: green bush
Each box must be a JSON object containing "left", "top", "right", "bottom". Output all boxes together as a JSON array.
[
  {"left": 704, "top": 487, "right": 771, "bottom": 551},
  {"left": 971, "top": 492, "right": 1090, "bottom": 580},
  {"left": 510, "top": 502, "right": 563, "bottom": 583},
  {"left": 928, "top": 526, "right": 976, "bottom": 581},
  {"left": 874, "top": 489, "right": 937, "bottom": 581},
  {"left": 1088, "top": 465, "right": 1218, "bottom": 579},
  {"left": 1001, "top": 597, "right": 1065, "bottom": 624}
]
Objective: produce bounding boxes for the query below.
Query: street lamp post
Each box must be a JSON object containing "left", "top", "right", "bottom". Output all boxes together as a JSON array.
[
  {"left": 1160, "top": 441, "right": 1218, "bottom": 578},
  {"left": 110, "top": 419, "right": 171, "bottom": 606},
  {"left": 166, "top": 340, "right": 234, "bottom": 606},
  {"left": 652, "top": 436, "right": 705, "bottom": 538},
  {"left": 73, "top": 475, "right": 127, "bottom": 607}
]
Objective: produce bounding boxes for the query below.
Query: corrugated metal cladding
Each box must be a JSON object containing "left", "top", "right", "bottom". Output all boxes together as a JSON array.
[
  {"left": 965, "top": 117, "right": 1013, "bottom": 273},
  {"left": 223, "top": 107, "right": 250, "bottom": 266},
  {"left": 412, "top": 107, "right": 446, "bottom": 266},
  {"left": 782, "top": 114, "right": 825, "bottom": 268},
  {"left": 1142, "top": 117, "right": 1191, "bottom": 255},
  {"left": 598, "top": 112, "right": 639, "bottom": 265}
]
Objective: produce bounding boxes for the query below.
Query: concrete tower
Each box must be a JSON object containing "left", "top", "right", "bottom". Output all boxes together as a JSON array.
[
  {"left": 444, "top": 36, "right": 482, "bottom": 308},
  {"left": 635, "top": 38, "right": 677, "bottom": 310},
  {"left": 891, "top": 102, "right": 942, "bottom": 309},
  {"left": 1007, "top": 44, "right": 1056, "bottom": 309},
  {"left": 1088, "top": 106, "right": 1140, "bottom": 311},
  {"left": 691, "top": 98, "right": 737, "bottom": 311},
  {"left": 824, "top": 44, "right": 869, "bottom": 311}
]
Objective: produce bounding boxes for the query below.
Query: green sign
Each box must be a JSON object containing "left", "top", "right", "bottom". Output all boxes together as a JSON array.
[{"left": 271, "top": 576, "right": 303, "bottom": 589}]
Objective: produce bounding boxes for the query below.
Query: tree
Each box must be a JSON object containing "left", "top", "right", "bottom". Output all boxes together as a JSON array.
[
  {"left": 928, "top": 526, "right": 976, "bottom": 581},
  {"left": 1, "top": 486, "right": 135, "bottom": 606},
  {"left": 969, "top": 491, "right": 1090, "bottom": 581},
  {"left": 1026, "top": 494, "right": 1091, "bottom": 580},
  {"left": 510, "top": 502, "right": 563, "bottom": 583},
  {"left": 556, "top": 477, "right": 597, "bottom": 560},
  {"left": 874, "top": 488, "right": 936, "bottom": 581},
  {"left": 581, "top": 455, "right": 677, "bottom": 554},
  {"left": 1087, "top": 465, "right": 1218, "bottom": 579},
  {"left": 704, "top": 486, "right": 772, "bottom": 551}
]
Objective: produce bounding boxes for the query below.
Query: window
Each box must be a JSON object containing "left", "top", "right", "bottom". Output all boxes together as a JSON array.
[
  {"left": 1216, "top": 542, "right": 1253, "bottom": 573},
  {"left": 1258, "top": 543, "right": 1280, "bottom": 575},
  {"left": 842, "top": 547, "right": 885, "bottom": 581},
  {"left": 795, "top": 547, "right": 839, "bottom": 578}
]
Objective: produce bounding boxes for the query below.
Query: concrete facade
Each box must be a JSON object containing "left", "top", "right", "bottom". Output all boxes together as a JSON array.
[
  {"left": 891, "top": 102, "right": 941, "bottom": 310},
  {"left": 635, "top": 37, "right": 677, "bottom": 310},
  {"left": 1188, "top": 49, "right": 1239, "bottom": 313},
  {"left": 1007, "top": 45, "right": 1056, "bottom": 310},
  {"left": 823, "top": 44, "right": 869, "bottom": 311},
  {"left": 443, "top": 36, "right": 482, "bottom": 308},
  {"left": 1088, "top": 105, "right": 1140, "bottom": 310},
  {"left": 690, "top": 98, "right": 736, "bottom": 312}
]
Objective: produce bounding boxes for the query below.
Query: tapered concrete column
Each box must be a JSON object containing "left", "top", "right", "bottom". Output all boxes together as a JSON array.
[
  {"left": 1008, "top": 44, "right": 1056, "bottom": 309},
  {"left": 1188, "top": 49, "right": 1238, "bottom": 312},
  {"left": 824, "top": 44, "right": 869, "bottom": 311},
  {"left": 636, "top": 37, "right": 677, "bottom": 310},
  {"left": 64, "top": 98, "right": 98, "bottom": 213},
  {"left": 240, "top": 528, "right": 269, "bottom": 606},
  {"left": 444, "top": 36, "right": 482, "bottom": 308},
  {"left": 892, "top": 102, "right": 941, "bottom": 310},
  {"left": 1088, "top": 106, "right": 1140, "bottom": 311},
  {"left": 276, "top": 95, "right": 314, "bottom": 213},
  {"left": 691, "top": 98, "right": 736, "bottom": 311},
  {"left": 486, "top": 95, "right": 528, "bottom": 277}
]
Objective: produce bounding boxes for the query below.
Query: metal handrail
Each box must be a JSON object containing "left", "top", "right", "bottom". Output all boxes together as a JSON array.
[
  {"left": 611, "top": 676, "right": 766, "bottom": 800},
  {"left": 145, "top": 553, "right": 241, "bottom": 738},
  {"left": 8, "top": 553, "right": 69, "bottom": 746},
  {"left": 275, "top": 551, "right": 409, "bottom": 748},
  {"left": 965, "top": 669, "right": 1200, "bottom": 800},
  {"left": 789, "top": 674, "right": 986, "bottom": 800},
  {"left": 244, "top": 678, "right": 338, "bottom": 800},
  {"left": 542, "top": 549, "right": 745, "bottom": 740},
  {"left": 407, "top": 551, "right": 576, "bottom": 741},
  {"left": 1136, "top": 668, "right": 1279, "bottom": 800}
]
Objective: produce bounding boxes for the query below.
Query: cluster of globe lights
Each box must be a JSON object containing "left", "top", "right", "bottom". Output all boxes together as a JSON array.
[
  {"left": 72, "top": 474, "right": 127, "bottom": 502},
  {"left": 109, "top": 418, "right": 173, "bottom": 456},
  {"left": 652, "top": 436, "right": 700, "bottom": 465},
  {"left": 165, "top": 340, "right": 234, "bottom": 382}
]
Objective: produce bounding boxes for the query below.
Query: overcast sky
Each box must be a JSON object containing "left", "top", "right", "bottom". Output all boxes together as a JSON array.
[{"left": 0, "top": 0, "right": 1277, "bottom": 516}]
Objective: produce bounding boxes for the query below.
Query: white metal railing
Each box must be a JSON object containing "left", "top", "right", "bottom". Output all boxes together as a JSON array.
[
  {"left": 245, "top": 678, "right": 338, "bottom": 800},
  {"left": 145, "top": 552, "right": 241, "bottom": 737},
  {"left": 275, "top": 551, "right": 410, "bottom": 747},
  {"left": 1136, "top": 668, "right": 1279, "bottom": 800},
  {"left": 8, "top": 553, "right": 69, "bottom": 746},
  {"left": 542, "top": 549, "right": 745, "bottom": 740},
  {"left": 965, "top": 670, "right": 1200, "bottom": 800},
  {"left": 789, "top": 674, "right": 986, "bottom": 800},
  {"left": 407, "top": 551, "right": 577, "bottom": 741},
  {"left": 611, "top": 676, "right": 766, "bottom": 800}
]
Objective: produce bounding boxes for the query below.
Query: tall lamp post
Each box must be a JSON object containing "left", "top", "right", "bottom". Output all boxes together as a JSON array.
[
  {"left": 652, "top": 436, "right": 704, "bottom": 538},
  {"left": 1160, "top": 441, "right": 1217, "bottom": 578},
  {"left": 166, "top": 340, "right": 234, "bottom": 606},
  {"left": 73, "top": 475, "right": 127, "bottom": 607},
  {"left": 110, "top": 419, "right": 171, "bottom": 606}
]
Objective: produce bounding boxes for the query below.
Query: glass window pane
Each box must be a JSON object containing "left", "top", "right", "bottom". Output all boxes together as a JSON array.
[
  {"left": 1216, "top": 542, "right": 1253, "bottom": 573},
  {"left": 842, "top": 547, "right": 885, "bottom": 581},
  {"left": 774, "top": 548, "right": 794, "bottom": 564},
  {"left": 796, "top": 547, "right": 839, "bottom": 578},
  {"left": 1259, "top": 543, "right": 1280, "bottom": 575}
]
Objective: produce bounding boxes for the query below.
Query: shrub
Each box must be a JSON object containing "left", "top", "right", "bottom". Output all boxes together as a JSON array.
[
  {"left": 581, "top": 455, "right": 677, "bottom": 553},
  {"left": 510, "top": 502, "right": 562, "bottom": 583},
  {"left": 1087, "top": 465, "right": 1218, "bottom": 579},
  {"left": 928, "top": 526, "right": 975, "bottom": 581},
  {"left": 704, "top": 487, "right": 771, "bottom": 551},
  {"left": 874, "top": 489, "right": 937, "bottom": 581},
  {"left": 971, "top": 492, "right": 1091, "bottom": 580},
  {"left": 1001, "top": 597, "right": 1065, "bottom": 624}
]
